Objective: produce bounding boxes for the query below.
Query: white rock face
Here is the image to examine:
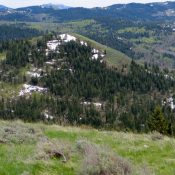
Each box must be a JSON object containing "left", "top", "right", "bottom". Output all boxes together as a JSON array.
[
  {"left": 19, "top": 84, "right": 47, "bottom": 96},
  {"left": 59, "top": 34, "right": 76, "bottom": 42}
]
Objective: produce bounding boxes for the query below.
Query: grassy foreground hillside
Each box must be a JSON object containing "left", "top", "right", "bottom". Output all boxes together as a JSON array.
[{"left": 0, "top": 120, "right": 174, "bottom": 175}]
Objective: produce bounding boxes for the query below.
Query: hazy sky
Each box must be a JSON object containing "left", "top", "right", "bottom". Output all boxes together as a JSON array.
[{"left": 0, "top": 0, "right": 174, "bottom": 8}]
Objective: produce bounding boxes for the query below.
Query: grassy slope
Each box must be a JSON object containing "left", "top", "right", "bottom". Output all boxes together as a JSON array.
[
  {"left": 0, "top": 52, "right": 6, "bottom": 61},
  {"left": 73, "top": 33, "right": 131, "bottom": 67},
  {"left": 0, "top": 120, "right": 175, "bottom": 175}
]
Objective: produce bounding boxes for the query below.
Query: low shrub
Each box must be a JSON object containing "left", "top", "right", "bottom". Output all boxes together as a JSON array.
[
  {"left": 151, "top": 132, "right": 164, "bottom": 141},
  {"left": 76, "top": 140, "right": 132, "bottom": 175}
]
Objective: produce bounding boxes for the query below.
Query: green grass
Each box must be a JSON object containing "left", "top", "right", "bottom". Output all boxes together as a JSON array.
[
  {"left": 0, "top": 52, "right": 6, "bottom": 61},
  {"left": 0, "top": 82, "right": 22, "bottom": 98},
  {"left": 118, "top": 27, "right": 146, "bottom": 34},
  {"left": 66, "top": 20, "right": 96, "bottom": 28},
  {"left": 130, "top": 37, "right": 157, "bottom": 44},
  {"left": 73, "top": 33, "right": 131, "bottom": 67},
  {"left": 0, "top": 65, "right": 31, "bottom": 99},
  {"left": 27, "top": 22, "right": 60, "bottom": 32},
  {"left": 0, "top": 120, "right": 174, "bottom": 175}
]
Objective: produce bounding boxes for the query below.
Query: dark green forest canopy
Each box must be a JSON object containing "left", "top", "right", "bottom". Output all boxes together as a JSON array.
[
  {"left": 42, "top": 42, "right": 174, "bottom": 99},
  {"left": 3, "top": 38, "right": 174, "bottom": 98},
  {"left": 0, "top": 34, "right": 174, "bottom": 134},
  {"left": 0, "top": 24, "right": 42, "bottom": 41}
]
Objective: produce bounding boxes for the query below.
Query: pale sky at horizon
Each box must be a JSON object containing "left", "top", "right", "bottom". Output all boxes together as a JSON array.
[{"left": 0, "top": 0, "right": 174, "bottom": 8}]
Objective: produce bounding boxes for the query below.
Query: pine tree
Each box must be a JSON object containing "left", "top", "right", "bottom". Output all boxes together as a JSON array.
[{"left": 148, "top": 106, "right": 168, "bottom": 134}]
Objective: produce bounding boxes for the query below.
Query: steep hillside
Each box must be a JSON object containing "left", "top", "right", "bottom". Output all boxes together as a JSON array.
[
  {"left": 0, "top": 32, "right": 174, "bottom": 133},
  {"left": 73, "top": 33, "right": 131, "bottom": 67},
  {"left": 0, "top": 120, "right": 174, "bottom": 175}
]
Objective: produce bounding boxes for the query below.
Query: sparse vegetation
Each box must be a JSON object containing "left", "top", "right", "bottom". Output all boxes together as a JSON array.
[
  {"left": 76, "top": 140, "right": 132, "bottom": 175},
  {"left": 0, "top": 120, "right": 175, "bottom": 175}
]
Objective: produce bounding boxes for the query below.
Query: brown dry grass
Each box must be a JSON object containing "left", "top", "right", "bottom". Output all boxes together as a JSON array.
[{"left": 76, "top": 140, "right": 132, "bottom": 175}]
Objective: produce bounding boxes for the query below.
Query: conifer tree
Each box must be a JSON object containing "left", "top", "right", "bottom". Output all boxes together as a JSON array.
[{"left": 148, "top": 106, "right": 168, "bottom": 134}]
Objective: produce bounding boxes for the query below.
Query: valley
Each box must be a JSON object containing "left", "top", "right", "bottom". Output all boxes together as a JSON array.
[{"left": 0, "top": 1, "right": 175, "bottom": 174}]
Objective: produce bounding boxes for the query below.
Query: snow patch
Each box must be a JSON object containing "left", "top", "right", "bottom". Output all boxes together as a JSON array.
[
  {"left": 19, "top": 84, "right": 47, "bottom": 96},
  {"left": 81, "top": 101, "right": 102, "bottom": 108},
  {"left": 47, "top": 40, "right": 60, "bottom": 51},
  {"left": 162, "top": 97, "right": 175, "bottom": 110},
  {"left": 59, "top": 34, "right": 76, "bottom": 42},
  {"left": 80, "top": 41, "right": 88, "bottom": 46},
  {"left": 44, "top": 112, "right": 54, "bottom": 120},
  {"left": 27, "top": 71, "right": 41, "bottom": 78},
  {"left": 92, "top": 48, "right": 99, "bottom": 54},
  {"left": 92, "top": 54, "right": 99, "bottom": 60},
  {"left": 45, "top": 59, "right": 56, "bottom": 65}
]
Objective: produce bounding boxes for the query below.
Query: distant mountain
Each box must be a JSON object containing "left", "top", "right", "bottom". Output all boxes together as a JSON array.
[
  {"left": 0, "top": 5, "right": 10, "bottom": 11},
  {"left": 104, "top": 2, "right": 175, "bottom": 20},
  {"left": 2, "top": 1, "right": 175, "bottom": 22},
  {"left": 42, "top": 1, "right": 175, "bottom": 22},
  {"left": 41, "top": 3, "right": 71, "bottom": 10}
]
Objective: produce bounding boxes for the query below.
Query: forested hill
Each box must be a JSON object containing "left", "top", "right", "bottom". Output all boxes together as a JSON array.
[
  {"left": 0, "top": 24, "right": 42, "bottom": 41},
  {"left": 2, "top": 1, "right": 175, "bottom": 22},
  {"left": 3, "top": 2, "right": 175, "bottom": 69},
  {"left": 0, "top": 32, "right": 174, "bottom": 135}
]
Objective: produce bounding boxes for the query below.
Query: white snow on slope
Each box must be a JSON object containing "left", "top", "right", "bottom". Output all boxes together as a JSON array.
[
  {"left": 59, "top": 34, "right": 76, "bottom": 42},
  {"left": 47, "top": 40, "right": 60, "bottom": 51},
  {"left": 19, "top": 84, "right": 47, "bottom": 96}
]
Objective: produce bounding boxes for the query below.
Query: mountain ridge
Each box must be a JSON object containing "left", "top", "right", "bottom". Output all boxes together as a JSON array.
[
  {"left": 41, "top": 3, "right": 71, "bottom": 9},
  {"left": 8, "top": 1, "right": 175, "bottom": 22},
  {"left": 1, "top": 1, "right": 175, "bottom": 22},
  {"left": 0, "top": 5, "right": 10, "bottom": 11}
]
